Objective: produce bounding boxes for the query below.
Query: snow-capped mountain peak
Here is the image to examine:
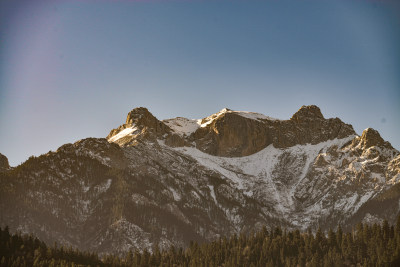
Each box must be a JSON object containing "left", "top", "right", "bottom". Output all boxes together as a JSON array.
[{"left": 2, "top": 105, "right": 399, "bottom": 256}]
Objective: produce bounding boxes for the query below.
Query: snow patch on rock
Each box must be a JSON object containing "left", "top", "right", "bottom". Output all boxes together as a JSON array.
[
  {"left": 108, "top": 127, "right": 138, "bottom": 142},
  {"left": 163, "top": 117, "right": 200, "bottom": 137}
]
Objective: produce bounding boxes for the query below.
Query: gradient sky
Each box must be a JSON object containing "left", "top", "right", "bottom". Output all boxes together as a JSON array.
[{"left": 0, "top": 0, "right": 399, "bottom": 166}]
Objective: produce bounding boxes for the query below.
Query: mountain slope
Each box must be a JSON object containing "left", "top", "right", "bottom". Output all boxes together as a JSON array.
[{"left": 1, "top": 105, "right": 399, "bottom": 255}]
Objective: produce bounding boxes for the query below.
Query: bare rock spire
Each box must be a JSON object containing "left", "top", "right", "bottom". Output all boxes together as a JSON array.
[
  {"left": 290, "top": 105, "right": 324, "bottom": 122},
  {"left": 0, "top": 153, "right": 10, "bottom": 171}
]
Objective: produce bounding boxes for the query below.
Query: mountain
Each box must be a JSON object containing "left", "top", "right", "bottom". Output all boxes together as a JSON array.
[{"left": 1, "top": 105, "right": 399, "bottom": 255}]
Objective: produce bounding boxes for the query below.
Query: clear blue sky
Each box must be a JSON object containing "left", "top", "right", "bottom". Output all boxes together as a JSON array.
[{"left": 1, "top": 0, "right": 399, "bottom": 166}]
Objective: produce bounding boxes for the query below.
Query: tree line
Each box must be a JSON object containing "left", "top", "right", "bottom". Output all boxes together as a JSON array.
[{"left": 1, "top": 216, "right": 400, "bottom": 266}]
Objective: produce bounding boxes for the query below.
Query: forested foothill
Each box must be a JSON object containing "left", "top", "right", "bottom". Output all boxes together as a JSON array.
[{"left": 1, "top": 216, "right": 400, "bottom": 266}]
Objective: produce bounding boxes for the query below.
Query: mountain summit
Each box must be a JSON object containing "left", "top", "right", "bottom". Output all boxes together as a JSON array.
[
  {"left": 291, "top": 105, "right": 324, "bottom": 121},
  {"left": 353, "top": 127, "right": 393, "bottom": 150},
  {"left": 1, "top": 105, "right": 399, "bottom": 255},
  {"left": 107, "top": 105, "right": 356, "bottom": 157}
]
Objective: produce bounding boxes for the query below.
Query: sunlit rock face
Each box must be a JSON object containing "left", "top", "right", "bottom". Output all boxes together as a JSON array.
[
  {"left": 1, "top": 105, "right": 399, "bottom": 256},
  {"left": 191, "top": 105, "right": 355, "bottom": 157},
  {"left": 107, "top": 107, "right": 171, "bottom": 146}
]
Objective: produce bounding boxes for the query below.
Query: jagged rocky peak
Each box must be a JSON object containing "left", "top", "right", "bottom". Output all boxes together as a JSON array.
[
  {"left": 107, "top": 105, "right": 356, "bottom": 156},
  {"left": 352, "top": 128, "right": 393, "bottom": 150},
  {"left": 0, "top": 153, "right": 10, "bottom": 171},
  {"left": 360, "top": 128, "right": 391, "bottom": 149},
  {"left": 107, "top": 107, "right": 170, "bottom": 146},
  {"left": 192, "top": 105, "right": 356, "bottom": 157},
  {"left": 290, "top": 105, "right": 324, "bottom": 122},
  {"left": 126, "top": 107, "right": 157, "bottom": 126}
]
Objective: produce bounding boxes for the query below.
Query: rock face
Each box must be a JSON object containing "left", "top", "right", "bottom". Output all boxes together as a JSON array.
[
  {"left": 1, "top": 105, "right": 399, "bottom": 256},
  {"left": 107, "top": 105, "right": 356, "bottom": 157},
  {"left": 190, "top": 105, "right": 355, "bottom": 157},
  {"left": 106, "top": 107, "right": 171, "bottom": 146},
  {"left": 351, "top": 127, "right": 393, "bottom": 150},
  {"left": 0, "top": 153, "right": 10, "bottom": 171}
]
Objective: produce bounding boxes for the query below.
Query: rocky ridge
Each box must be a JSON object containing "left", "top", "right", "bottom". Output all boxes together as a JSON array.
[
  {"left": 108, "top": 105, "right": 356, "bottom": 157},
  {"left": 0, "top": 105, "right": 399, "bottom": 256}
]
